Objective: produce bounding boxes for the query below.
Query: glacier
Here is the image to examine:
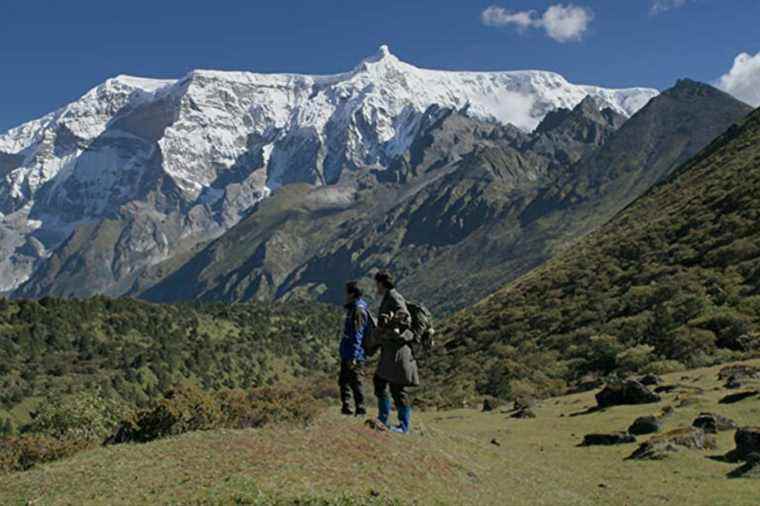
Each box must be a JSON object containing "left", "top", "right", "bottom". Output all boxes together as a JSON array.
[{"left": 0, "top": 45, "right": 658, "bottom": 293}]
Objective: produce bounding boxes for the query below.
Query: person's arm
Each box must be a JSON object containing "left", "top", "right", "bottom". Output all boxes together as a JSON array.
[{"left": 349, "top": 307, "right": 368, "bottom": 361}]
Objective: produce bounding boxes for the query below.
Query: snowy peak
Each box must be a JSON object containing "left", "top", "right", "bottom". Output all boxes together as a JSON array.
[
  {"left": 0, "top": 50, "right": 659, "bottom": 293},
  {"left": 357, "top": 44, "right": 397, "bottom": 65}
]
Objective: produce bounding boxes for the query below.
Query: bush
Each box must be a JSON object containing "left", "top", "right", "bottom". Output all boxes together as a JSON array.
[
  {"left": 218, "top": 385, "right": 322, "bottom": 429},
  {"left": 24, "top": 390, "right": 130, "bottom": 442},
  {"left": 0, "top": 435, "right": 90, "bottom": 473},
  {"left": 640, "top": 360, "right": 686, "bottom": 375},
  {"left": 110, "top": 382, "right": 324, "bottom": 444},
  {"left": 616, "top": 345, "right": 656, "bottom": 372},
  {"left": 110, "top": 383, "right": 224, "bottom": 443}
]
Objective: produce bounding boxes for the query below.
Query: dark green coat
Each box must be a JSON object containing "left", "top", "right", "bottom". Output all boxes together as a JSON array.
[{"left": 373, "top": 289, "right": 419, "bottom": 387}]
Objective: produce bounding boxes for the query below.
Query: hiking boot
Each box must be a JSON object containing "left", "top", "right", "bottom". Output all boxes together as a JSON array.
[
  {"left": 355, "top": 406, "right": 367, "bottom": 417},
  {"left": 341, "top": 405, "right": 354, "bottom": 416}
]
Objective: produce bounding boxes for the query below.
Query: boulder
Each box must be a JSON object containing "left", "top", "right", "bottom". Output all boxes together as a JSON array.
[
  {"left": 676, "top": 395, "right": 703, "bottom": 408},
  {"left": 692, "top": 413, "right": 737, "bottom": 434},
  {"left": 724, "top": 376, "right": 744, "bottom": 389},
  {"left": 627, "top": 427, "right": 716, "bottom": 460},
  {"left": 718, "top": 364, "right": 760, "bottom": 381},
  {"left": 581, "top": 432, "right": 636, "bottom": 446},
  {"left": 735, "top": 427, "right": 760, "bottom": 460},
  {"left": 628, "top": 416, "right": 662, "bottom": 435},
  {"left": 595, "top": 380, "right": 661, "bottom": 408},
  {"left": 639, "top": 374, "right": 663, "bottom": 386},
  {"left": 719, "top": 391, "right": 759, "bottom": 404},
  {"left": 510, "top": 407, "right": 536, "bottom": 419},
  {"left": 727, "top": 453, "right": 760, "bottom": 479},
  {"left": 513, "top": 398, "right": 537, "bottom": 411}
]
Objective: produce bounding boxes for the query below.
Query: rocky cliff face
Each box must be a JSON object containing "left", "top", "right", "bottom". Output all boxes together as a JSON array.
[
  {"left": 142, "top": 81, "right": 751, "bottom": 313},
  {"left": 0, "top": 46, "right": 658, "bottom": 296}
]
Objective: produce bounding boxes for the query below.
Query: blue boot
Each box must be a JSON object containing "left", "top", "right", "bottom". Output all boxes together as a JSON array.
[
  {"left": 377, "top": 398, "right": 392, "bottom": 427},
  {"left": 391, "top": 406, "right": 411, "bottom": 434}
]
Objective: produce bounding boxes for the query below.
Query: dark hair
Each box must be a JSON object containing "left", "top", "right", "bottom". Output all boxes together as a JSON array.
[
  {"left": 345, "top": 281, "right": 363, "bottom": 298},
  {"left": 374, "top": 271, "right": 395, "bottom": 290}
]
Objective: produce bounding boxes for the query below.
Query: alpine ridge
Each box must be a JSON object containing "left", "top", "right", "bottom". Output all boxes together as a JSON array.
[{"left": 0, "top": 45, "right": 658, "bottom": 296}]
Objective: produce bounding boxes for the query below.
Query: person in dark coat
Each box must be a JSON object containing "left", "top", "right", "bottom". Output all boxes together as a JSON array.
[
  {"left": 370, "top": 271, "right": 418, "bottom": 433},
  {"left": 338, "top": 281, "right": 368, "bottom": 416}
]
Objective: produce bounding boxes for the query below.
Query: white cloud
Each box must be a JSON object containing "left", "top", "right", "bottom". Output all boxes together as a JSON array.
[
  {"left": 650, "top": 0, "right": 689, "bottom": 15},
  {"left": 481, "top": 90, "right": 539, "bottom": 131},
  {"left": 715, "top": 52, "right": 760, "bottom": 107},
  {"left": 481, "top": 4, "right": 593, "bottom": 43},
  {"left": 481, "top": 6, "right": 536, "bottom": 31}
]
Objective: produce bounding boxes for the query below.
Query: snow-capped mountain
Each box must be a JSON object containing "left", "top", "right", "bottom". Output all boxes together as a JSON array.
[{"left": 0, "top": 45, "right": 658, "bottom": 293}]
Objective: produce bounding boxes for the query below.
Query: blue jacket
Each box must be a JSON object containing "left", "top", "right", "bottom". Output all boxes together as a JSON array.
[{"left": 340, "top": 298, "right": 368, "bottom": 362}]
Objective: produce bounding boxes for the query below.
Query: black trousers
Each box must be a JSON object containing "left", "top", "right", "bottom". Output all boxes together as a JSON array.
[
  {"left": 373, "top": 374, "right": 409, "bottom": 409},
  {"left": 339, "top": 360, "right": 365, "bottom": 409}
]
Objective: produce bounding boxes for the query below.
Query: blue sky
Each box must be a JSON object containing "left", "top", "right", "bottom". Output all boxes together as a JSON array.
[{"left": 2, "top": 0, "right": 759, "bottom": 132}]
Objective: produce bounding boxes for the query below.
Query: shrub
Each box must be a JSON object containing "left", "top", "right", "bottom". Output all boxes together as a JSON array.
[
  {"left": 110, "top": 383, "right": 224, "bottom": 443},
  {"left": 640, "top": 360, "right": 686, "bottom": 375},
  {"left": 616, "top": 345, "right": 656, "bottom": 372},
  {"left": 582, "top": 335, "right": 624, "bottom": 374},
  {"left": 24, "top": 390, "right": 130, "bottom": 442},
  {"left": 110, "top": 382, "right": 324, "bottom": 444},
  {"left": 478, "top": 363, "right": 513, "bottom": 400},
  {"left": 0, "top": 435, "right": 90, "bottom": 473},
  {"left": 219, "top": 385, "right": 323, "bottom": 429}
]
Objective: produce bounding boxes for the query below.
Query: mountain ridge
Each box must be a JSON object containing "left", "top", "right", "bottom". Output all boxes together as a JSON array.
[
  {"left": 140, "top": 81, "right": 750, "bottom": 313},
  {"left": 0, "top": 46, "right": 658, "bottom": 296},
  {"left": 428, "top": 104, "right": 760, "bottom": 400}
]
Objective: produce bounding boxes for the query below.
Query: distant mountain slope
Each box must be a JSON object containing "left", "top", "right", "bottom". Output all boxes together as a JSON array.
[
  {"left": 142, "top": 81, "right": 750, "bottom": 314},
  {"left": 0, "top": 46, "right": 657, "bottom": 296},
  {"left": 140, "top": 97, "right": 627, "bottom": 306},
  {"left": 430, "top": 106, "right": 760, "bottom": 400}
]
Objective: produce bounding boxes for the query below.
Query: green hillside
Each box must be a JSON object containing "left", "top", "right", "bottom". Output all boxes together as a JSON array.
[
  {"left": 1, "top": 361, "right": 758, "bottom": 505},
  {"left": 0, "top": 297, "right": 342, "bottom": 425},
  {"left": 429, "top": 107, "right": 760, "bottom": 402}
]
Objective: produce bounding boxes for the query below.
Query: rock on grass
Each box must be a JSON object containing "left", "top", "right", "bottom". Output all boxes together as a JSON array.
[
  {"left": 626, "top": 428, "right": 716, "bottom": 460},
  {"left": 734, "top": 427, "right": 760, "bottom": 460},
  {"left": 628, "top": 416, "right": 661, "bottom": 436},
  {"left": 728, "top": 453, "right": 760, "bottom": 479},
  {"left": 692, "top": 413, "right": 737, "bottom": 434},
  {"left": 510, "top": 408, "right": 536, "bottom": 419},
  {"left": 596, "top": 380, "right": 661, "bottom": 408},
  {"left": 718, "top": 391, "right": 759, "bottom": 404},
  {"left": 581, "top": 432, "right": 636, "bottom": 446}
]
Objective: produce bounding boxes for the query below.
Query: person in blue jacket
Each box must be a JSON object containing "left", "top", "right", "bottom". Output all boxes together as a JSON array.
[{"left": 339, "top": 281, "right": 368, "bottom": 416}]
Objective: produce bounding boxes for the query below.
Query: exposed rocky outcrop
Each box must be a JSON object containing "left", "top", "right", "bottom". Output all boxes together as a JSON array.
[
  {"left": 596, "top": 381, "right": 661, "bottom": 408},
  {"left": 734, "top": 427, "right": 760, "bottom": 460},
  {"left": 581, "top": 432, "right": 636, "bottom": 446},
  {"left": 692, "top": 413, "right": 737, "bottom": 434},
  {"left": 627, "top": 428, "right": 716, "bottom": 460},
  {"left": 719, "top": 391, "right": 759, "bottom": 405},
  {"left": 628, "top": 416, "right": 662, "bottom": 436}
]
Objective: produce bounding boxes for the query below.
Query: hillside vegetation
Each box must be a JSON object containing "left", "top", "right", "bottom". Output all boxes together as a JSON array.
[
  {"left": 0, "top": 297, "right": 342, "bottom": 426},
  {"left": 1, "top": 361, "right": 758, "bottom": 505},
  {"left": 429, "top": 107, "right": 760, "bottom": 402}
]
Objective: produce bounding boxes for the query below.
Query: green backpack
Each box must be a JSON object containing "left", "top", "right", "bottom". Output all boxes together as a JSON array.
[{"left": 407, "top": 301, "right": 435, "bottom": 355}]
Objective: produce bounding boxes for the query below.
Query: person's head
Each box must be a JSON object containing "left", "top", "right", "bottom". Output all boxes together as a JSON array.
[
  {"left": 345, "top": 281, "right": 362, "bottom": 304},
  {"left": 374, "top": 271, "right": 394, "bottom": 296}
]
